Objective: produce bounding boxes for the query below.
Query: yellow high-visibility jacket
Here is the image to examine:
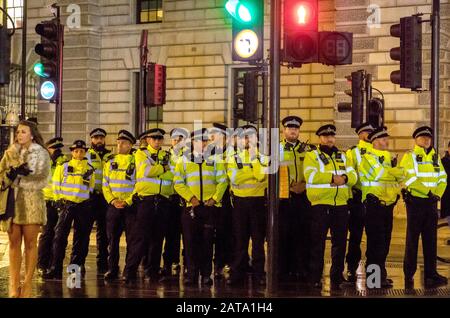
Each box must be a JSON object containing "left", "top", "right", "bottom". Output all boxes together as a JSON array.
[
  {"left": 227, "top": 148, "right": 268, "bottom": 198},
  {"left": 346, "top": 139, "right": 372, "bottom": 193},
  {"left": 359, "top": 147, "right": 405, "bottom": 205},
  {"left": 133, "top": 145, "right": 173, "bottom": 198},
  {"left": 280, "top": 139, "right": 315, "bottom": 186},
  {"left": 43, "top": 153, "right": 68, "bottom": 201},
  {"left": 173, "top": 152, "right": 228, "bottom": 207},
  {"left": 102, "top": 153, "right": 136, "bottom": 206},
  {"left": 303, "top": 147, "right": 357, "bottom": 206},
  {"left": 86, "top": 148, "right": 114, "bottom": 193},
  {"left": 52, "top": 158, "right": 96, "bottom": 203},
  {"left": 399, "top": 145, "right": 447, "bottom": 198}
]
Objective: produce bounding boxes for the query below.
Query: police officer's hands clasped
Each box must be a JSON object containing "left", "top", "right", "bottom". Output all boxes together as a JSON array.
[
  {"left": 290, "top": 181, "right": 306, "bottom": 194},
  {"left": 112, "top": 199, "right": 127, "bottom": 209},
  {"left": 332, "top": 174, "right": 346, "bottom": 186},
  {"left": 190, "top": 196, "right": 201, "bottom": 208},
  {"left": 205, "top": 198, "right": 216, "bottom": 207}
]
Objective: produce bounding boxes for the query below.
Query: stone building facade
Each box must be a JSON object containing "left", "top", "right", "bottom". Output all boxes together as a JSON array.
[{"left": 8, "top": 0, "right": 450, "bottom": 155}]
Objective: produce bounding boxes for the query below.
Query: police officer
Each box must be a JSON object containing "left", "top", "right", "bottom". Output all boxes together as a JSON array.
[
  {"left": 123, "top": 128, "right": 172, "bottom": 283},
  {"left": 226, "top": 125, "right": 268, "bottom": 286},
  {"left": 103, "top": 130, "right": 137, "bottom": 280},
  {"left": 43, "top": 140, "right": 96, "bottom": 279},
  {"left": 87, "top": 128, "right": 114, "bottom": 273},
  {"left": 440, "top": 141, "right": 450, "bottom": 226},
  {"left": 37, "top": 137, "right": 68, "bottom": 274},
  {"left": 208, "top": 123, "right": 233, "bottom": 279},
  {"left": 400, "top": 126, "right": 448, "bottom": 288},
  {"left": 303, "top": 124, "right": 357, "bottom": 290},
  {"left": 174, "top": 128, "right": 228, "bottom": 286},
  {"left": 359, "top": 127, "right": 404, "bottom": 288},
  {"left": 160, "top": 127, "right": 189, "bottom": 279},
  {"left": 279, "top": 115, "right": 314, "bottom": 283},
  {"left": 345, "top": 122, "right": 374, "bottom": 282}
]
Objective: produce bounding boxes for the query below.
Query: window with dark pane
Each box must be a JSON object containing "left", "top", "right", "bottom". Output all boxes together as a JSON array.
[
  {"left": 137, "top": 0, "right": 163, "bottom": 24},
  {"left": 146, "top": 105, "right": 163, "bottom": 129}
]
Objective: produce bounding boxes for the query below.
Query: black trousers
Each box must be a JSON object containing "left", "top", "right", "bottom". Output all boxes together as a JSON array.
[
  {"left": 230, "top": 196, "right": 267, "bottom": 279},
  {"left": 181, "top": 205, "right": 217, "bottom": 279},
  {"left": 50, "top": 201, "right": 93, "bottom": 272},
  {"left": 214, "top": 189, "right": 233, "bottom": 270},
  {"left": 309, "top": 205, "right": 349, "bottom": 284},
  {"left": 89, "top": 193, "right": 109, "bottom": 268},
  {"left": 404, "top": 196, "right": 439, "bottom": 279},
  {"left": 162, "top": 194, "right": 182, "bottom": 268},
  {"left": 278, "top": 192, "right": 311, "bottom": 279},
  {"left": 106, "top": 204, "right": 135, "bottom": 274},
  {"left": 345, "top": 192, "right": 365, "bottom": 274},
  {"left": 37, "top": 201, "right": 59, "bottom": 270},
  {"left": 123, "top": 195, "right": 167, "bottom": 277},
  {"left": 365, "top": 200, "right": 394, "bottom": 281}
]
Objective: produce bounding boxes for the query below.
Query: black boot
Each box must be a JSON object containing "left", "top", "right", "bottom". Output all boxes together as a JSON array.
[
  {"left": 42, "top": 268, "right": 63, "bottom": 280},
  {"left": 104, "top": 271, "right": 119, "bottom": 281}
]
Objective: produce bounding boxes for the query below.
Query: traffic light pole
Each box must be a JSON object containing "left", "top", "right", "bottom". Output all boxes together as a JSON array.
[
  {"left": 431, "top": 0, "right": 440, "bottom": 151},
  {"left": 20, "top": 0, "right": 27, "bottom": 119},
  {"left": 56, "top": 6, "right": 63, "bottom": 137},
  {"left": 139, "top": 30, "right": 148, "bottom": 134},
  {"left": 267, "top": 0, "right": 281, "bottom": 294}
]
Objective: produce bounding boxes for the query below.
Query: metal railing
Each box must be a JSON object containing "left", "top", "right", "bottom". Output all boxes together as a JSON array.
[{"left": 0, "top": 63, "right": 38, "bottom": 121}]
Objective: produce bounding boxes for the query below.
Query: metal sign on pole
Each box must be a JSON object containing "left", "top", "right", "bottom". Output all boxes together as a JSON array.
[{"left": 267, "top": 0, "right": 281, "bottom": 294}]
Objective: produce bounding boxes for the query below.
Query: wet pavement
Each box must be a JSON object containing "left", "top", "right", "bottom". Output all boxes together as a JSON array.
[{"left": 1, "top": 212, "right": 450, "bottom": 298}]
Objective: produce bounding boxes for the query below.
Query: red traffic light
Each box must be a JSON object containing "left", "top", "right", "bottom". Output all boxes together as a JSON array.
[
  {"left": 284, "top": 0, "right": 318, "bottom": 31},
  {"left": 283, "top": 0, "right": 319, "bottom": 64}
]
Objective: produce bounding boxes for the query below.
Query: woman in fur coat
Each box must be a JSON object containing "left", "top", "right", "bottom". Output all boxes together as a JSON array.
[{"left": 0, "top": 120, "right": 50, "bottom": 298}]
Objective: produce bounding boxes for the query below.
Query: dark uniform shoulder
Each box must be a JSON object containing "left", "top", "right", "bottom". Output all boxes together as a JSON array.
[
  {"left": 307, "top": 144, "right": 317, "bottom": 151},
  {"left": 350, "top": 145, "right": 357, "bottom": 150}
]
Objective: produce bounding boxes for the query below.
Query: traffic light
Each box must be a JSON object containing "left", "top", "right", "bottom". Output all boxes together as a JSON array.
[
  {"left": 236, "top": 71, "right": 258, "bottom": 122},
  {"left": 145, "top": 63, "right": 166, "bottom": 107},
  {"left": 34, "top": 19, "right": 61, "bottom": 102},
  {"left": 225, "top": 0, "right": 264, "bottom": 62},
  {"left": 283, "top": 0, "right": 319, "bottom": 65},
  {"left": 367, "top": 98, "right": 384, "bottom": 128},
  {"left": 337, "top": 70, "right": 364, "bottom": 128},
  {"left": 0, "top": 25, "right": 11, "bottom": 85},
  {"left": 389, "top": 15, "right": 422, "bottom": 90},
  {"left": 282, "top": 0, "right": 353, "bottom": 66}
]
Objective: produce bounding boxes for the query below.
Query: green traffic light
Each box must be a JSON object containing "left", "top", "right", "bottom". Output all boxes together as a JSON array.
[
  {"left": 33, "top": 62, "right": 49, "bottom": 78},
  {"left": 225, "top": 0, "right": 252, "bottom": 23}
]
